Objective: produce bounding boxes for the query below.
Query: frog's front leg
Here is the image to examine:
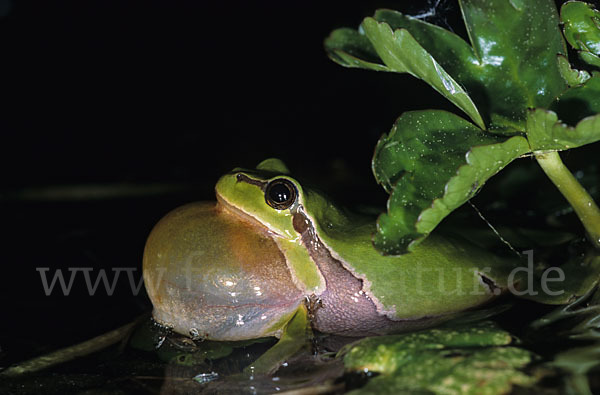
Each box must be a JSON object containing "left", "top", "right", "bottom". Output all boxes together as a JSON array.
[{"left": 244, "top": 304, "right": 313, "bottom": 375}]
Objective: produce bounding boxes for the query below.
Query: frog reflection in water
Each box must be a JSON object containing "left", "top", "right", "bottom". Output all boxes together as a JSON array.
[{"left": 143, "top": 159, "right": 516, "bottom": 368}]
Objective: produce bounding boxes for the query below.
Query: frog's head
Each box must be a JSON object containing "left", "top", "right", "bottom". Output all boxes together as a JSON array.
[
  {"left": 215, "top": 158, "right": 306, "bottom": 241},
  {"left": 144, "top": 159, "right": 332, "bottom": 341}
]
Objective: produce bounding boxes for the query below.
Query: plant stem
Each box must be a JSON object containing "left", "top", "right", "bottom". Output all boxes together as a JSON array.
[
  {"left": 0, "top": 317, "right": 143, "bottom": 376},
  {"left": 536, "top": 151, "right": 600, "bottom": 249}
]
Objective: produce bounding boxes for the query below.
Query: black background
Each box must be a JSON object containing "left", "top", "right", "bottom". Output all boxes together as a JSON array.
[{"left": 2, "top": 0, "right": 465, "bottom": 191}]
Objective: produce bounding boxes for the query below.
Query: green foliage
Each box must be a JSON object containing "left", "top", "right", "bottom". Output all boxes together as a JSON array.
[
  {"left": 557, "top": 54, "right": 591, "bottom": 86},
  {"left": 342, "top": 321, "right": 537, "bottom": 394},
  {"left": 326, "top": 0, "right": 600, "bottom": 254},
  {"left": 561, "top": 1, "right": 600, "bottom": 68},
  {"left": 326, "top": 1, "right": 567, "bottom": 130},
  {"left": 552, "top": 73, "right": 600, "bottom": 124},
  {"left": 527, "top": 108, "right": 600, "bottom": 151},
  {"left": 325, "top": 20, "right": 484, "bottom": 129},
  {"left": 324, "top": 2, "right": 600, "bottom": 392},
  {"left": 530, "top": 283, "right": 600, "bottom": 394},
  {"left": 372, "top": 110, "right": 529, "bottom": 252}
]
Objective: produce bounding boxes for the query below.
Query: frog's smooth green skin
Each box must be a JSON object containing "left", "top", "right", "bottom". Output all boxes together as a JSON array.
[{"left": 143, "top": 159, "right": 518, "bottom": 342}]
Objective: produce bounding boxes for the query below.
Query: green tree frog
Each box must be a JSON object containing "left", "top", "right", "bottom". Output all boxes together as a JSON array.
[{"left": 143, "top": 159, "right": 517, "bottom": 356}]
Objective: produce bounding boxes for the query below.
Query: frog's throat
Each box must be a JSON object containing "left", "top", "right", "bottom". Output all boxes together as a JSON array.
[
  {"left": 217, "top": 190, "right": 327, "bottom": 297},
  {"left": 291, "top": 207, "right": 447, "bottom": 336}
]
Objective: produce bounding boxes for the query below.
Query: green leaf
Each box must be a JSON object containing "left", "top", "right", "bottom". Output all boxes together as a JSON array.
[
  {"left": 361, "top": 18, "right": 486, "bottom": 130},
  {"left": 324, "top": 28, "right": 387, "bottom": 71},
  {"left": 552, "top": 73, "right": 600, "bottom": 125},
  {"left": 561, "top": 1, "right": 600, "bottom": 55},
  {"left": 459, "top": 0, "right": 567, "bottom": 126},
  {"left": 325, "top": 18, "right": 486, "bottom": 129},
  {"left": 373, "top": 8, "right": 479, "bottom": 74},
  {"left": 561, "top": 1, "right": 600, "bottom": 69},
  {"left": 372, "top": 110, "right": 529, "bottom": 254},
  {"left": 527, "top": 108, "right": 600, "bottom": 152},
  {"left": 342, "top": 321, "right": 537, "bottom": 395},
  {"left": 529, "top": 283, "right": 600, "bottom": 394},
  {"left": 531, "top": 272, "right": 600, "bottom": 334},
  {"left": 552, "top": 343, "right": 600, "bottom": 394},
  {"left": 522, "top": 252, "right": 600, "bottom": 305},
  {"left": 557, "top": 54, "right": 591, "bottom": 86},
  {"left": 580, "top": 50, "right": 600, "bottom": 68},
  {"left": 360, "top": 2, "right": 567, "bottom": 129}
]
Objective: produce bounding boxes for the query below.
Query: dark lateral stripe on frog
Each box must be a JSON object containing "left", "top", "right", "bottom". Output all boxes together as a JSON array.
[
  {"left": 235, "top": 173, "right": 267, "bottom": 190},
  {"left": 291, "top": 209, "right": 445, "bottom": 337}
]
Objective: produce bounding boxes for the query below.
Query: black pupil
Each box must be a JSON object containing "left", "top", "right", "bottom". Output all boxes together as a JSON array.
[{"left": 269, "top": 183, "right": 291, "bottom": 203}]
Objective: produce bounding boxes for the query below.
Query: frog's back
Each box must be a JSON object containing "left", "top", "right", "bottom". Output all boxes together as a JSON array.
[{"left": 301, "top": 187, "right": 517, "bottom": 325}]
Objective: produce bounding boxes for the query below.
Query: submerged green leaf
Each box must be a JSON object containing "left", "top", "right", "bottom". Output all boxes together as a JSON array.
[
  {"left": 527, "top": 108, "right": 600, "bottom": 152},
  {"left": 342, "top": 321, "right": 537, "bottom": 395},
  {"left": 372, "top": 110, "right": 529, "bottom": 253}
]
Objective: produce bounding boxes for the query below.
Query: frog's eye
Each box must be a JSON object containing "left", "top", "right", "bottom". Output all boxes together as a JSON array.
[{"left": 265, "top": 179, "right": 297, "bottom": 210}]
